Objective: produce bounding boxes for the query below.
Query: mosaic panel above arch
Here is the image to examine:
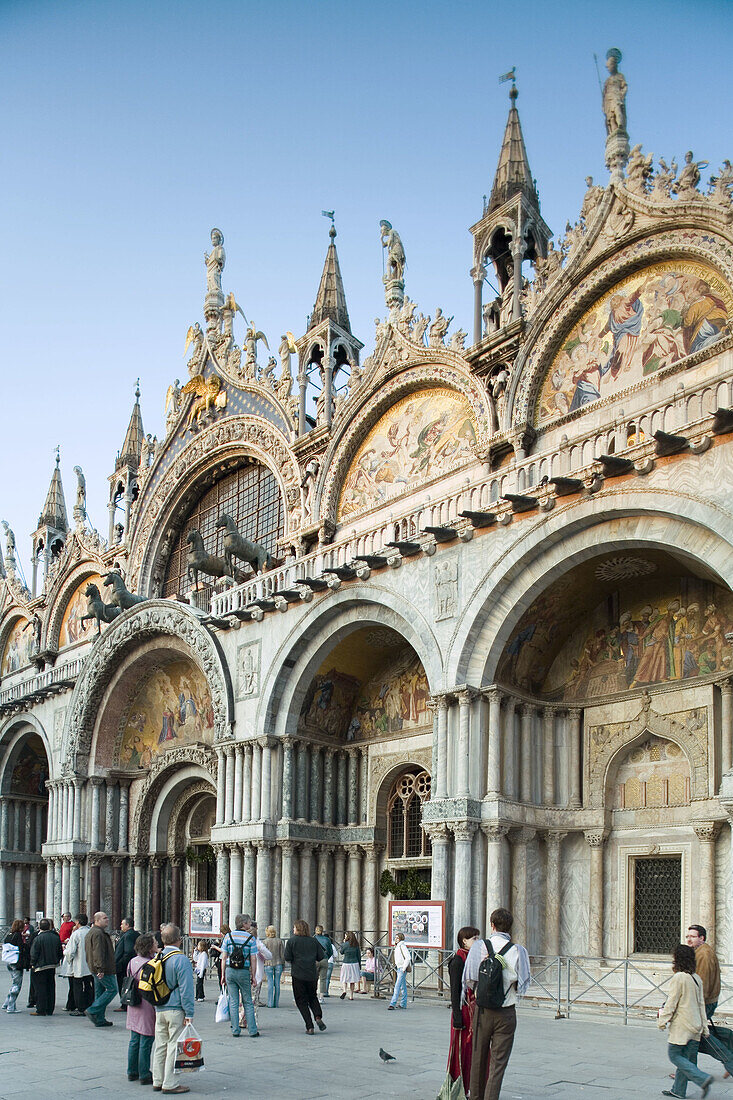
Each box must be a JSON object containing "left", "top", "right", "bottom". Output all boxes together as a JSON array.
[
  {"left": 59, "top": 574, "right": 107, "bottom": 647},
  {"left": 337, "top": 387, "right": 477, "bottom": 520},
  {"left": 1, "top": 618, "right": 33, "bottom": 676},
  {"left": 115, "top": 658, "right": 214, "bottom": 770},
  {"left": 537, "top": 259, "right": 733, "bottom": 424}
]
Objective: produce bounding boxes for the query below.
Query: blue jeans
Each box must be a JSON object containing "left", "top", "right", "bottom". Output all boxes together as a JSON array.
[
  {"left": 3, "top": 966, "right": 23, "bottom": 1012},
  {"left": 390, "top": 969, "right": 408, "bottom": 1008},
  {"left": 226, "top": 966, "right": 257, "bottom": 1035},
  {"left": 266, "top": 964, "right": 283, "bottom": 1007},
  {"left": 127, "top": 1031, "right": 154, "bottom": 1079},
  {"left": 668, "top": 1040, "right": 709, "bottom": 1096},
  {"left": 88, "top": 973, "right": 118, "bottom": 1021}
]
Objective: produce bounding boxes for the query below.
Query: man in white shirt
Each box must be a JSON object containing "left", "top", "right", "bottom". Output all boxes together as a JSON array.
[
  {"left": 387, "top": 934, "right": 412, "bottom": 1010},
  {"left": 462, "top": 907, "right": 531, "bottom": 1100}
]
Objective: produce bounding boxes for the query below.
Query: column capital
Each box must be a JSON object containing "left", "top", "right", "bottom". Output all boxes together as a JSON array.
[
  {"left": 132, "top": 855, "right": 148, "bottom": 868},
  {"left": 583, "top": 829, "right": 607, "bottom": 848},
  {"left": 456, "top": 686, "right": 479, "bottom": 705},
  {"left": 427, "top": 693, "right": 450, "bottom": 712},
  {"left": 88, "top": 852, "right": 104, "bottom": 867},
  {"left": 451, "top": 821, "right": 478, "bottom": 843},
  {"left": 545, "top": 830, "right": 568, "bottom": 847},
  {"left": 510, "top": 826, "right": 536, "bottom": 845},
  {"left": 424, "top": 822, "right": 451, "bottom": 844},
  {"left": 720, "top": 679, "right": 733, "bottom": 698},
  {"left": 223, "top": 743, "right": 235, "bottom": 758},
  {"left": 362, "top": 842, "right": 385, "bottom": 860},
  {"left": 319, "top": 843, "right": 336, "bottom": 857},
  {"left": 566, "top": 707, "right": 583, "bottom": 720},
  {"left": 210, "top": 842, "right": 225, "bottom": 856},
  {"left": 482, "top": 686, "right": 504, "bottom": 702},
  {"left": 150, "top": 855, "right": 165, "bottom": 869},
  {"left": 281, "top": 735, "right": 296, "bottom": 749},
  {"left": 481, "top": 823, "right": 509, "bottom": 841},
  {"left": 333, "top": 846, "right": 347, "bottom": 862},
  {"left": 111, "top": 854, "right": 126, "bottom": 868},
  {"left": 88, "top": 776, "right": 104, "bottom": 787},
  {"left": 694, "top": 821, "right": 721, "bottom": 842},
  {"left": 169, "top": 855, "right": 184, "bottom": 869},
  {"left": 279, "top": 839, "right": 297, "bottom": 854},
  {"left": 257, "top": 735, "right": 275, "bottom": 750}
]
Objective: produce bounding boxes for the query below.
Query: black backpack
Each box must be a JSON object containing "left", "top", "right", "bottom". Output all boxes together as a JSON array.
[
  {"left": 228, "top": 934, "right": 254, "bottom": 970},
  {"left": 475, "top": 939, "right": 513, "bottom": 1009}
]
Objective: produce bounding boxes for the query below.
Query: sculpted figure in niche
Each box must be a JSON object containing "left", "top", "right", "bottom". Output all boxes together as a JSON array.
[
  {"left": 602, "top": 48, "right": 627, "bottom": 136},
  {"left": 204, "top": 228, "right": 226, "bottom": 296},
  {"left": 499, "top": 260, "right": 516, "bottom": 327}
]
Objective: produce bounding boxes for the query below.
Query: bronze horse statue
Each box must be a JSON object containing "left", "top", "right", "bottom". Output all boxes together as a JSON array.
[
  {"left": 186, "top": 529, "right": 229, "bottom": 589},
  {"left": 215, "top": 513, "right": 272, "bottom": 576},
  {"left": 80, "top": 583, "right": 122, "bottom": 635},
  {"left": 103, "top": 571, "right": 146, "bottom": 610}
]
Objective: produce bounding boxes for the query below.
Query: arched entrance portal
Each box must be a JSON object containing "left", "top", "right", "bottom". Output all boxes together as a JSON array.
[{"left": 0, "top": 726, "right": 50, "bottom": 927}]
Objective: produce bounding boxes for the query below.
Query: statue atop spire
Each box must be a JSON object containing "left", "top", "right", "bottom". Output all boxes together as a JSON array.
[
  {"left": 380, "top": 220, "right": 406, "bottom": 314},
  {"left": 204, "top": 227, "right": 226, "bottom": 311},
  {"left": 602, "top": 48, "right": 630, "bottom": 180}
]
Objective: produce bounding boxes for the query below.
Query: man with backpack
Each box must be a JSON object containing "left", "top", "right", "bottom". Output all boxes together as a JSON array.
[
  {"left": 149, "top": 923, "right": 195, "bottom": 1095},
  {"left": 462, "top": 907, "right": 531, "bottom": 1100},
  {"left": 221, "top": 913, "right": 270, "bottom": 1038}
]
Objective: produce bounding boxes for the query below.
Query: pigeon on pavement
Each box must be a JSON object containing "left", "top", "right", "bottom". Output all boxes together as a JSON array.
[{"left": 379, "top": 1048, "right": 396, "bottom": 1062}]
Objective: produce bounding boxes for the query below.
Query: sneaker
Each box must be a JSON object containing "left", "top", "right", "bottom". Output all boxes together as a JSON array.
[{"left": 661, "top": 1092, "right": 686, "bottom": 1098}]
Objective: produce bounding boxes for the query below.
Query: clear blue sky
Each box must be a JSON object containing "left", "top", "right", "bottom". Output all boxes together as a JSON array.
[{"left": 2, "top": 0, "right": 731, "bottom": 584}]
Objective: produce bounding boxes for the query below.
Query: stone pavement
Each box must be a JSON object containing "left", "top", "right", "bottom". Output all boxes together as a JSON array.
[{"left": 0, "top": 977, "right": 730, "bottom": 1099}]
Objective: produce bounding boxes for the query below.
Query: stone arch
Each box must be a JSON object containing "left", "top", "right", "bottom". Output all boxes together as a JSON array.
[
  {"left": 126, "top": 415, "right": 300, "bottom": 593},
  {"left": 0, "top": 715, "right": 52, "bottom": 791},
  {"left": 129, "top": 747, "right": 217, "bottom": 856},
  {"left": 257, "top": 586, "right": 444, "bottom": 742},
  {"left": 318, "top": 359, "right": 493, "bottom": 527},
  {"left": 448, "top": 489, "right": 733, "bottom": 688},
  {"left": 61, "top": 601, "right": 233, "bottom": 777},
  {"left": 372, "top": 752, "right": 433, "bottom": 828},
  {"left": 507, "top": 227, "right": 733, "bottom": 429},
  {"left": 46, "top": 561, "right": 109, "bottom": 653},
  {"left": 168, "top": 780, "right": 216, "bottom": 856}
]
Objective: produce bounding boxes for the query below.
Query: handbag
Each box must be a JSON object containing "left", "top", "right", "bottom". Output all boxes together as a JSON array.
[
  {"left": 120, "top": 974, "right": 141, "bottom": 1007},
  {"left": 437, "top": 1027, "right": 468, "bottom": 1100},
  {"left": 2, "top": 943, "right": 20, "bottom": 965}
]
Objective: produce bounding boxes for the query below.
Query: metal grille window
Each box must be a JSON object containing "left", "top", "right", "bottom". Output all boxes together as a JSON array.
[
  {"left": 387, "top": 770, "right": 432, "bottom": 859},
  {"left": 163, "top": 462, "right": 284, "bottom": 596},
  {"left": 633, "top": 856, "right": 681, "bottom": 954}
]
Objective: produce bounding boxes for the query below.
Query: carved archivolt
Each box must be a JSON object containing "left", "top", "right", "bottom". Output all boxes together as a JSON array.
[
  {"left": 511, "top": 227, "right": 733, "bottom": 428},
  {"left": 62, "top": 601, "right": 233, "bottom": 777},
  {"left": 320, "top": 362, "right": 493, "bottom": 525},
  {"left": 167, "top": 779, "right": 216, "bottom": 855},
  {"left": 130, "top": 747, "right": 217, "bottom": 856},
  {"left": 587, "top": 701, "right": 708, "bottom": 809},
  {"left": 126, "top": 415, "right": 299, "bottom": 592}
]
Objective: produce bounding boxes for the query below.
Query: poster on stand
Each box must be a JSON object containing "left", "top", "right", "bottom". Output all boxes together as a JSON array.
[
  {"left": 188, "top": 901, "right": 223, "bottom": 938},
  {"left": 389, "top": 900, "right": 445, "bottom": 949}
]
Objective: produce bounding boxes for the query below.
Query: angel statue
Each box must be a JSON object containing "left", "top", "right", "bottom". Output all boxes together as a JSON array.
[
  {"left": 72, "top": 466, "right": 87, "bottom": 524},
  {"left": 165, "top": 379, "right": 181, "bottom": 435},
  {"left": 181, "top": 373, "right": 227, "bottom": 429},
  {"left": 380, "top": 220, "right": 406, "bottom": 281},
  {"left": 244, "top": 322, "right": 269, "bottom": 379},
  {"left": 204, "top": 228, "right": 226, "bottom": 297},
  {"left": 277, "top": 332, "right": 297, "bottom": 401},
  {"left": 184, "top": 323, "right": 205, "bottom": 375}
]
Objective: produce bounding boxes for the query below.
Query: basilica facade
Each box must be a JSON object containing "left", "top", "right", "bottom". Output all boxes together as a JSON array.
[{"left": 3, "top": 63, "right": 733, "bottom": 964}]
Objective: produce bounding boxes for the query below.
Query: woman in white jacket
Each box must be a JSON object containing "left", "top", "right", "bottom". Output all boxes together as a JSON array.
[
  {"left": 387, "top": 934, "right": 411, "bottom": 1011},
  {"left": 63, "top": 915, "right": 94, "bottom": 1016},
  {"left": 658, "top": 943, "right": 713, "bottom": 1098}
]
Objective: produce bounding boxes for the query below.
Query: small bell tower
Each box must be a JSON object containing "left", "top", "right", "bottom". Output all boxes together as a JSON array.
[
  {"left": 108, "top": 381, "right": 144, "bottom": 544},
  {"left": 31, "top": 448, "right": 68, "bottom": 595},
  {"left": 469, "top": 76, "right": 551, "bottom": 344}
]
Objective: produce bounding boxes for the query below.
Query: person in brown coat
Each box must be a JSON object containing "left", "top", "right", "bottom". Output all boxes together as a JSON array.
[
  {"left": 84, "top": 912, "right": 117, "bottom": 1026},
  {"left": 687, "top": 924, "right": 721, "bottom": 1018}
]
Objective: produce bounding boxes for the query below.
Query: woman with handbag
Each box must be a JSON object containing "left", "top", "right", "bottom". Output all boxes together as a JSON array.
[
  {"left": 658, "top": 943, "right": 714, "bottom": 1098},
  {"left": 125, "top": 934, "right": 156, "bottom": 1085},
  {"left": 443, "top": 926, "right": 481, "bottom": 1099},
  {"left": 2, "top": 920, "right": 26, "bottom": 1013}
]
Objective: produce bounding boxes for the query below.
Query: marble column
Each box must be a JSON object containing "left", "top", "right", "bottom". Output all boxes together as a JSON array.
[
  {"left": 332, "top": 849, "right": 347, "bottom": 936},
  {"left": 347, "top": 750, "right": 359, "bottom": 825},
  {"left": 89, "top": 855, "right": 101, "bottom": 916},
  {"left": 309, "top": 746, "right": 322, "bottom": 823},
  {"left": 242, "top": 743, "right": 253, "bottom": 823},
  {"left": 251, "top": 742, "right": 262, "bottom": 821},
  {"left": 213, "top": 844, "right": 230, "bottom": 919},
  {"left": 316, "top": 846, "right": 332, "bottom": 931},
  {"left": 346, "top": 846, "right": 362, "bottom": 932},
  {"left": 215, "top": 749, "right": 226, "bottom": 825},
  {"left": 35, "top": 802, "right": 45, "bottom": 849},
  {"left": 434, "top": 695, "right": 449, "bottom": 799},
  {"left": 520, "top": 704, "right": 534, "bottom": 803},
  {"left": 229, "top": 844, "right": 243, "bottom": 927},
  {"left": 280, "top": 842, "right": 296, "bottom": 936},
  {"left": 296, "top": 742, "right": 308, "bottom": 821},
  {"left": 542, "top": 708, "right": 555, "bottom": 806},
  {"left": 61, "top": 857, "right": 70, "bottom": 914},
  {"left": 485, "top": 689, "right": 503, "bottom": 797},
  {"left": 255, "top": 842, "right": 272, "bottom": 931},
  {"left": 567, "top": 709, "right": 582, "bottom": 808},
  {"left": 452, "top": 823, "right": 477, "bottom": 937},
  {"left": 233, "top": 745, "right": 244, "bottom": 824},
  {"left": 427, "top": 824, "right": 451, "bottom": 906},
  {"left": 362, "top": 844, "right": 383, "bottom": 937},
  {"left": 90, "top": 778, "right": 102, "bottom": 850},
  {"left": 53, "top": 858, "right": 62, "bottom": 926},
  {"left": 170, "top": 857, "right": 183, "bottom": 927},
  {"left": 545, "top": 832, "right": 566, "bottom": 956},
  {"left": 105, "top": 780, "right": 117, "bottom": 851},
  {"left": 243, "top": 843, "right": 256, "bottom": 916},
  {"left": 111, "top": 856, "right": 123, "bottom": 928},
  {"left": 260, "top": 739, "right": 273, "bottom": 821},
  {"left": 510, "top": 828, "right": 535, "bottom": 947},
  {"left": 503, "top": 698, "right": 517, "bottom": 799},
  {"left": 29, "top": 865, "right": 39, "bottom": 920},
  {"left": 457, "top": 690, "right": 474, "bottom": 798},
  {"left": 721, "top": 681, "right": 733, "bottom": 779},
  {"left": 73, "top": 780, "right": 83, "bottom": 842},
  {"left": 584, "top": 830, "right": 607, "bottom": 957},
  {"left": 43, "top": 786, "right": 53, "bottom": 843},
  {"left": 337, "top": 752, "right": 348, "bottom": 826},
  {"left": 133, "top": 859, "right": 146, "bottom": 933},
  {"left": 0, "top": 864, "right": 8, "bottom": 928},
  {"left": 151, "top": 858, "right": 162, "bottom": 932},
  {"left": 69, "top": 857, "right": 81, "bottom": 917},
  {"left": 482, "top": 824, "right": 509, "bottom": 927},
  {"left": 13, "top": 800, "right": 22, "bottom": 849},
  {"left": 224, "top": 745, "right": 236, "bottom": 825},
  {"left": 323, "top": 749, "right": 335, "bottom": 825},
  {"left": 24, "top": 802, "right": 33, "bottom": 852},
  {"left": 299, "top": 845, "right": 313, "bottom": 928},
  {"left": 359, "top": 748, "right": 369, "bottom": 824},
  {"left": 281, "top": 739, "right": 295, "bottom": 820},
  {"left": 14, "top": 864, "right": 24, "bottom": 916},
  {"left": 694, "top": 823, "right": 720, "bottom": 937},
  {"left": 44, "top": 859, "right": 54, "bottom": 919},
  {"left": 118, "top": 783, "right": 129, "bottom": 851}
]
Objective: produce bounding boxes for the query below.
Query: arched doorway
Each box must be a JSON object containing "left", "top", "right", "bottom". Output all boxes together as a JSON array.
[{"left": 0, "top": 726, "right": 50, "bottom": 927}]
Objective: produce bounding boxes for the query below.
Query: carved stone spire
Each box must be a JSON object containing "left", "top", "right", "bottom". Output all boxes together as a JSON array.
[
  {"left": 310, "top": 223, "right": 351, "bottom": 333},
  {"left": 118, "top": 381, "right": 145, "bottom": 467},
  {"left": 487, "top": 84, "right": 540, "bottom": 216},
  {"left": 31, "top": 448, "right": 68, "bottom": 595},
  {"left": 38, "top": 448, "right": 68, "bottom": 533}
]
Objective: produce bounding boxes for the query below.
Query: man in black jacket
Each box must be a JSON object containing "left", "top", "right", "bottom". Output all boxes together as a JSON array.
[
  {"left": 29, "top": 919, "right": 63, "bottom": 1016},
  {"left": 114, "top": 917, "right": 140, "bottom": 1010}
]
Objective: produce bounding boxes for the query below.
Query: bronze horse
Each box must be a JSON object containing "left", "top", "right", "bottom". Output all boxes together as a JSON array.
[
  {"left": 80, "top": 583, "right": 122, "bottom": 635},
  {"left": 215, "top": 513, "right": 272, "bottom": 576},
  {"left": 186, "top": 529, "right": 229, "bottom": 589},
  {"left": 103, "top": 571, "right": 146, "bottom": 610}
]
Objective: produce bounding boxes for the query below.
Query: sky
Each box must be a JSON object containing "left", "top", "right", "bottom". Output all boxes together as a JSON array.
[{"left": 1, "top": 0, "right": 732, "bottom": 585}]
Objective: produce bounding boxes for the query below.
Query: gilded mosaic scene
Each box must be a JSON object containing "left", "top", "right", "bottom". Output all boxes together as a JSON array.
[
  {"left": 117, "top": 659, "right": 213, "bottom": 768},
  {"left": 58, "top": 574, "right": 106, "bottom": 647},
  {"left": 338, "top": 388, "right": 476, "bottom": 518},
  {"left": 10, "top": 735, "right": 48, "bottom": 796},
  {"left": 538, "top": 260, "right": 732, "bottom": 423},
  {"left": 1, "top": 618, "right": 34, "bottom": 675}
]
